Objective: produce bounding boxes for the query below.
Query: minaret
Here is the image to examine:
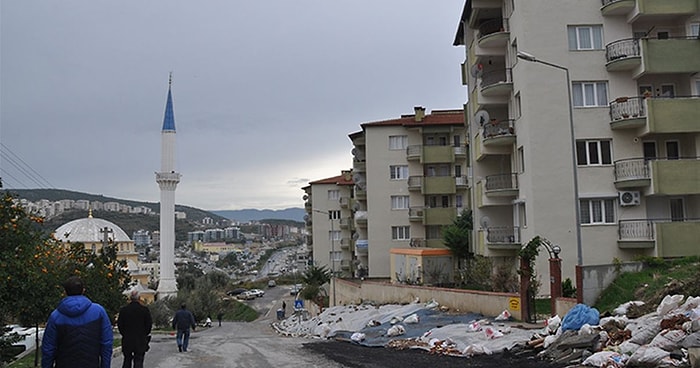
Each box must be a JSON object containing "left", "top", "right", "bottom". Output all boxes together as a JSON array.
[{"left": 155, "top": 74, "right": 181, "bottom": 298}]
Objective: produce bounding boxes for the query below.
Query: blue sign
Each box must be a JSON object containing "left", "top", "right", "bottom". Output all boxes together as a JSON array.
[{"left": 294, "top": 299, "right": 304, "bottom": 309}]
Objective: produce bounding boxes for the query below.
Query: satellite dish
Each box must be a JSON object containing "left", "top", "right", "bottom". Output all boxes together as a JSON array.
[
  {"left": 352, "top": 202, "right": 360, "bottom": 211},
  {"left": 352, "top": 174, "right": 364, "bottom": 183},
  {"left": 351, "top": 148, "right": 358, "bottom": 156},
  {"left": 470, "top": 63, "right": 483, "bottom": 78},
  {"left": 479, "top": 216, "right": 491, "bottom": 228},
  {"left": 303, "top": 215, "right": 309, "bottom": 221},
  {"left": 302, "top": 194, "right": 309, "bottom": 200},
  {"left": 474, "top": 110, "right": 490, "bottom": 127},
  {"left": 352, "top": 232, "right": 360, "bottom": 240}
]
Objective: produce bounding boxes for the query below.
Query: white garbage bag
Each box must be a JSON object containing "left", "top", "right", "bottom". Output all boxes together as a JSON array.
[
  {"left": 463, "top": 344, "right": 492, "bottom": 356},
  {"left": 495, "top": 309, "right": 511, "bottom": 321},
  {"left": 466, "top": 321, "right": 481, "bottom": 332},
  {"left": 656, "top": 294, "right": 684, "bottom": 316},
  {"left": 404, "top": 313, "right": 419, "bottom": 324},
  {"left": 546, "top": 315, "right": 561, "bottom": 334},
  {"left": 386, "top": 324, "right": 406, "bottom": 337},
  {"left": 613, "top": 301, "right": 644, "bottom": 316},
  {"left": 484, "top": 326, "right": 504, "bottom": 339},
  {"left": 648, "top": 328, "right": 687, "bottom": 351},
  {"left": 350, "top": 332, "right": 366, "bottom": 342},
  {"left": 582, "top": 351, "right": 626, "bottom": 367},
  {"left": 627, "top": 346, "right": 671, "bottom": 367}
]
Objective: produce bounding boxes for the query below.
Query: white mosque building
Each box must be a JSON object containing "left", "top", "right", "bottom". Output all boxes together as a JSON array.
[{"left": 54, "top": 211, "right": 156, "bottom": 303}]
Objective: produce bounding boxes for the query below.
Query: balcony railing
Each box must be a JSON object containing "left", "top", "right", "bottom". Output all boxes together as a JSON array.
[
  {"left": 614, "top": 158, "right": 650, "bottom": 182},
  {"left": 481, "top": 68, "right": 512, "bottom": 89},
  {"left": 609, "top": 96, "right": 646, "bottom": 121},
  {"left": 483, "top": 119, "right": 515, "bottom": 139},
  {"left": 478, "top": 18, "right": 508, "bottom": 39},
  {"left": 618, "top": 220, "right": 655, "bottom": 241},
  {"left": 486, "top": 226, "right": 520, "bottom": 243},
  {"left": 409, "top": 238, "right": 426, "bottom": 247},
  {"left": 485, "top": 173, "right": 518, "bottom": 191},
  {"left": 605, "top": 38, "right": 640, "bottom": 62}
]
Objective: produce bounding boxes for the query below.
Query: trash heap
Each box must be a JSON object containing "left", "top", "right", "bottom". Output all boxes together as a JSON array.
[{"left": 525, "top": 294, "right": 700, "bottom": 367}]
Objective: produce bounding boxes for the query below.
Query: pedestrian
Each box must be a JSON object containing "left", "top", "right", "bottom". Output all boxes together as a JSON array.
[
  {"left": 282, "top": 300, "right": 286, "bottom": 312},
  {"left": 217, "top": 311, "right": 223, "bottom": 326},
  {"left": 172, "top": 303, "right": 196, "bottom": 352},
  {"left": 117, "top": 290, "right": 153, "bottom": 368},
  {"left": 41, "top": 276, "right": 113, "bottom": 368}
]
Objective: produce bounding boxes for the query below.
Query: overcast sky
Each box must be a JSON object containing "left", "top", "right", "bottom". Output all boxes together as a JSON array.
[{"left": 1, "top": 1, "right": 466, "bottom": 211}]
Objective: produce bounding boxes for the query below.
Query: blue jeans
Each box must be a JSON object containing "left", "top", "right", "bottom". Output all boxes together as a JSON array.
[{"left": 176, "top": 329, "right": 191, "bottom": 351}]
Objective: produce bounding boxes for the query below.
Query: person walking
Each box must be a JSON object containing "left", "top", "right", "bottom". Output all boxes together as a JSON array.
[
  {"left": 172, "top": 303, "right": 196, "bottom": 352},
  {"left": 41, "top": 276, "right": 113, "bottom": 368},
  {"left": 117, "top": 291, "right": 153, "bottom": 368},
  {"left": 217, "top": 311, "right": 223, "bottom": 326}
]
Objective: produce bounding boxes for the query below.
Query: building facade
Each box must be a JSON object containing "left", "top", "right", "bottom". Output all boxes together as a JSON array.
[
  {"left": 454, "top": 0, "right": 700, "bottom": 294},
  {"left": 347, "top": 107, "right": 468, "bottom": 279}
]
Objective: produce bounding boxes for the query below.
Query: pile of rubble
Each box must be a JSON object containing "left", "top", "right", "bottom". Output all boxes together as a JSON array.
[
  {"left": 272, "top": 294, "right": 700, "bottom": 367},
  {"left": 520, "top": 295, "right": 700, "bottom": 367}
]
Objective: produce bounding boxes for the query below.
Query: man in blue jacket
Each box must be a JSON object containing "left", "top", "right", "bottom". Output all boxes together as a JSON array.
[
  {"left": 172, "top": 303, "right": 196, "bottom": 352},
  {"left": 42, "top": 276, "right": 113, "bottom": 368}
]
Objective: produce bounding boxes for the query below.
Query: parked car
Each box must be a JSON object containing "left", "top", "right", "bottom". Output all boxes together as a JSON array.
[
  {"left": 267, "top": 280, "right": 276, "bottom": 287},
  {"left": 226, "top": 288, "right": 247, "bottom": 296},
  {"left": 237, "top": 291, "right": 256, "bottom": 300},
  {"left": 249, "top": 289, "right": 265, "bottom": 298}
]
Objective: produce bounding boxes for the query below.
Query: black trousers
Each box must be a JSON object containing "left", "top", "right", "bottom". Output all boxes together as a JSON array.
[{"left": 122, "top": 349, "right": 146, "bottom": 368}]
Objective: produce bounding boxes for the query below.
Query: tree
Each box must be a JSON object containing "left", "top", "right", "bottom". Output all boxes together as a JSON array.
[
  {"left": 442, "top": 209, "right": 473, "bottom": 280},
  {"left": 299, "top": 264, "right": 331, "bottom": 309}
]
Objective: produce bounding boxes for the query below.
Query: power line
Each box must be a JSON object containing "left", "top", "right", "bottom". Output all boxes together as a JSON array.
[
  {"left": 0, "top": 143, "right": 54, "bottom": 188},
  {"left": 0, "top": 167, "right": 30, "bottom": 188}
]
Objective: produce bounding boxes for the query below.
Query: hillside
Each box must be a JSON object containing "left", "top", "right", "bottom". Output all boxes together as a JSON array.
[
  {"left": 213, "top": 208, "right": 306, "bottom": 223},
  {"left": 4, "top": 188, "right": 228, "bottom": 223}
]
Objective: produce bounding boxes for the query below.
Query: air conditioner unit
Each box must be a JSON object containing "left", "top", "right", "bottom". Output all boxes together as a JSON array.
[{"left": 619, "top": 191, "right": 641, "bottom": 206}]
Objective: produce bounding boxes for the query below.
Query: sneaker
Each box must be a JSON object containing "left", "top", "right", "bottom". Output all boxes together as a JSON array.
[{"left": 178, "top": 345, "right": 182, "bottom": 352}]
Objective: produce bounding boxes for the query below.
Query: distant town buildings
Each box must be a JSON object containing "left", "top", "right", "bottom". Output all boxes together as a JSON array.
[{"left": 18, "top": 198, "right": 158, "bottom": 219}]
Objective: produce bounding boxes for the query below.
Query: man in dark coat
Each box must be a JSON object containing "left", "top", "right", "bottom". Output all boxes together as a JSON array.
[
  {"left": 42, "top": 276, "right": 113, "bottom": 368},
  {"left": 117, "top": 291, "right": 153, "bottom": 368},
  {"left": 172, "top": 303, "right": 196, "bottom": 352}
]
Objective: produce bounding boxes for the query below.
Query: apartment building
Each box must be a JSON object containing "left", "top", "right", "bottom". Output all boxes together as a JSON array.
[
  {"left": 303, "top": 171, "right": 355, "bottom": 277},
  {"left": 349, "top": 107, "right": 468, "bottom": 279},
  {"left": 454, "top": 0, "right": 700, "bottom": 294}
]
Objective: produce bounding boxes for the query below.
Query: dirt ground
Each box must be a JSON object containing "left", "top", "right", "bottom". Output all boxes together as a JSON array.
[{"left": 303, "top": 339, "right": 566, "bottom": 368}]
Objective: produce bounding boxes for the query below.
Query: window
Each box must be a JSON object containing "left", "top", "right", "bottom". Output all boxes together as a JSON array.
[
  {"left": 568, "top": 25, "right": 603, "bottom": 50},
  {"left": 665, "top": 141, "right": 679, "bottom": 160},
  {"left": 639, "top": 85, "right": 653, "bottom": 97},
  {"left": 329, "top": 230, "right": 341, "bottom": 241},
  {"left": 389, "top": 165, "right": 409, "bottom": 180},
  {"left": 643, "top": 141, "right": 657, "bottom": 160},
  {"left": 691, "top": 23, "right": 700, "bottom": 37},
  {"left": 389, "top": 135, "right": 407, "bottom": 150},
  {"left": 580, "top": 198, "right": 615, "bottom": 224},
  {"left": 660, "top": 84, "right": 675, "bottom": 98},
  {"left": 327, "top": 190, "right": 339, "bottom": 200},
  {"left": 453, "top": 135, "right": 461, "bottom": 147},
  {"left": 456, "top": 195, "right": 463, "bottom": 209},
  {"left": 517, "top": 146, "right": 525, "bottom": 173},
  {"left": 513, "top": 93, "right": 522, "bottom": 119},
  {"left": 576, "top": 140, "right": 612, "bottom": 165},
  {"left": 426, "top": 225, "right": 442, "bottom": 240},
  {"left": 573, "top": 82, "right": 608, "bottom": 107},
  {"left": 391, "top": 195, "right": 409, "bottom": 210},
  {"left": 455, "top": 165, "right": 462, "bottom": 177},
  {"left": 670, "top": 198, "right": 685, "bottom": 222},
  {"left": 391, "top": 226, "right": 410, "bottom": 240},
  {"left": 328, "top": 210, "right": 341, "bottom": 220},
  {"left": 425, "top": 165, "right": 450, "bottom": 177}
]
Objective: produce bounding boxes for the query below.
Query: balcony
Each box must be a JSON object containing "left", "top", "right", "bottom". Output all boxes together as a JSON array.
[
  {"left": 353, "top": 160, "right": 366, "bottom": 172},
  {"left": 339, "top": 217, "right": 353, "bottom": 230},
  {"left": 601, "top": 0, "right": 698, "bottom": 17},
  {"left": 408, "top": 176, "right": 422, "bottom": 191},
  {"left": 486, "top": 226, "right": 521, "bottom": 250},
  {"left": 409, "top": 207, "right": 424, "bottom": 222},
  {"left": 615, "top": 157, "right": 700, "bottom": 194},
  {"left": 409, "top": 238, "right": 426, "bottom": 247},
  {"left": 600, "top": 0, "right": 635, "bottom": 15},
  {"left": 406, "top": 145, "right": 466, "bottom": 163},
  {"left": 609, "top": 96, "right": 700, "bottom": 134},
  {"left": 455, "top": 176, "right": 469, "bottom": 188},
  {"left": 485, "top": 173, "right": 518, "bottom": 197},
  {"left": 614, "top": 158, "right": 651, "bottom": 189},
  {"left": 407, "top": 175, "right": 458, "bottom": 194},
  {"left": 340, "top": 260, "right": 351, "bottom": 270},
  {"left": 355, "top": 239, "right": 368, "bottom": 255},
  {"left": 650, "top": 158, "right": 700, "bottom": 195},
  {"left": 618, "top": 219, "right": 700, "bottom": 256},
  {"left": 340, "top": 237, "right": 352, "bottom": 250},
  {"left": 354, "top": 211, "right": 367, "bottom": 228},
  {"left": 355, "top": 187, "right": 366, "bottom": 200},
  {"left": 477, "top": 18, "right": 509, "bottom": 48},
  {"left": 339, "top": 196, "right": 350, "bottom": 208},
  {"left": 605, "top": 39, "right": 641, "bottom": 72},
  {"left": 480, "top": 68, "right": 512, "bottom": 96},
  {"left": 424, "top": 207, "right": 458, "bottom": 225},
  {"left": 482, "top": 119, "right": 515, "bottom": 146}
]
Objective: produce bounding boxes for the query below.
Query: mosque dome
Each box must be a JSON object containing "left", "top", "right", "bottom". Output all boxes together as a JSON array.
[{"left": 55, "top": 213, "right": 131, "bottom": 243}]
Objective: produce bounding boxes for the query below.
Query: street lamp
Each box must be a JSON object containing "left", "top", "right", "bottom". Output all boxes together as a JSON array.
[
  {"left": 517, "top": 51, "right": 583, "bottom": 266},
  {"left": 313, "top": 209, "right": 336, "bottom": 306}
]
